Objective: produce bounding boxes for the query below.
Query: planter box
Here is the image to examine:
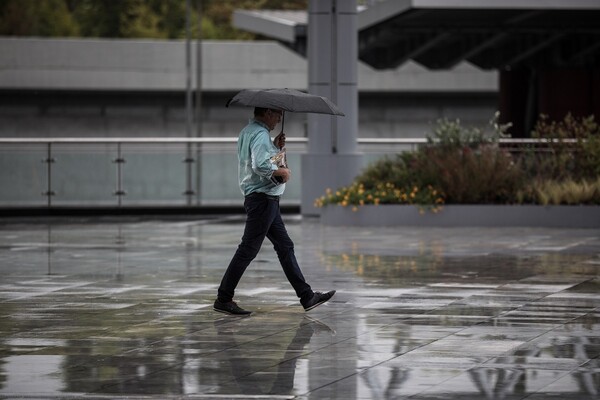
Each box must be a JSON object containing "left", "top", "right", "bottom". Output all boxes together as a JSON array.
[{"left": 320, "top": 204, "right": 600, "bottom": 228}]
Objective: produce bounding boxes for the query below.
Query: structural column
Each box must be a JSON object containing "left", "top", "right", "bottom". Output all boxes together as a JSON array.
[{"left": 301, "top": 0, "right": 362, "bottom": 215}]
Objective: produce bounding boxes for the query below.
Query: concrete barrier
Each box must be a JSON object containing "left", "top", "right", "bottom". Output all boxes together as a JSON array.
[{"left": 320, "top": 204, "right": 600, "bottom": 228}]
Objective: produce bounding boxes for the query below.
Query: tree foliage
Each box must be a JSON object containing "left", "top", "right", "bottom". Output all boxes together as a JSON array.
[
  {"left": 0, "top": 0, "right": 79, "bottom": 36},
  {"left": 0, "top": 0, "right": 307, "bottom": 39}
]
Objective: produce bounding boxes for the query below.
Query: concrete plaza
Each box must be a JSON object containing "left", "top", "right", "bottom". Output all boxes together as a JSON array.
[{"left": 0, "top": 215, "right": 598, "bottom": 399}]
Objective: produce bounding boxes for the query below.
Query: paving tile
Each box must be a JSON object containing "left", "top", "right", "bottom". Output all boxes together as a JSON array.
[
  {"left": 410, "top": 367, "right": 571, "bottom": 400},
  {"left": 0, "top": 217, "right": 598, "bottom": 399}
]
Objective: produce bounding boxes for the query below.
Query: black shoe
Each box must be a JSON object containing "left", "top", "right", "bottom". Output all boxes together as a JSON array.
[
  {"left": 303, "top": 290, "right": 336, "bottom": 311},
  {"left": 213, "top": 299, "right": 252, "bottom": 315}
]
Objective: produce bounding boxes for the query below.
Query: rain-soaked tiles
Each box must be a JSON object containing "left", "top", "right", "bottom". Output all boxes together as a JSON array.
[{"left": 0, "top": 217, "right": 599, "bottom": 399}]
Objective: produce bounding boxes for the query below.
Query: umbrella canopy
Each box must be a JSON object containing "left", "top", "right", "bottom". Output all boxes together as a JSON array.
[{"left": 226, "top": 88, "right": 345, "bottom": 116}]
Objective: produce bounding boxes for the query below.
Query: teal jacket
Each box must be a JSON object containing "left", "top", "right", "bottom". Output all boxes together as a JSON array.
[{"left": 238, "top": 119, "right": 285, "bottom": 197}]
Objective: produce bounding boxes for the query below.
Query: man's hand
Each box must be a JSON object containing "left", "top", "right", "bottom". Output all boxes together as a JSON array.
[
  {"left": 273, "top": 167, "right": 291, "bottom": 183},
  {"left": 273, "top": 132, "right": 286, "bottom": 149}
]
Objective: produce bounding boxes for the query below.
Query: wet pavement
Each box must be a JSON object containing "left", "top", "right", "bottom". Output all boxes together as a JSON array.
[{"left": 0, "top": 215, "right": 598, "bottom": 399}]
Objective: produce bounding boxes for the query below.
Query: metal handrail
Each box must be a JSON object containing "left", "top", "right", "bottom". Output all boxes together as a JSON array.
[
  {"left": 0, "top": 137, "right": 304, "bottom": 144},
  {"left": 0, "top": 137, "right": 579, "bottom": 144},
  {"left": 356, "top": 138, "right": 580, "bottom": 144}
]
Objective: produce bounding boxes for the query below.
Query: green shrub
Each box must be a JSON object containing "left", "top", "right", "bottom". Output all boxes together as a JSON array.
[
  {"left": 413, "top": 143, "right": 523, "bottom": 203},
  {"left": 427, "top": 113, "right": 509, "bottom": 148},
  {"left": 352, "top": 114, "right": 522, "bottom": 205},
  {"left": 354, "top": 153, "right": 413, "bottom": 191},
  {"left": 316, "top": 113, "right": 600, "bottom": 209},
  {"left": 517, "top": 178, "right": 600, "bottom": 205},
  {"left": 524, "top": 113, "right": 600, "bottom": 180},
  {"left": 314, "top": 181, "right": 444, "bottom": 212}
]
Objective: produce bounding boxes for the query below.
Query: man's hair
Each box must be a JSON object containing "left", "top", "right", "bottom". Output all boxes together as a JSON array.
[
  {"left": 254, "top": 107, "right": 268, "bottom": 116},
  {"left": 254, "top": 107, "right": 282, "bottom": 116}
]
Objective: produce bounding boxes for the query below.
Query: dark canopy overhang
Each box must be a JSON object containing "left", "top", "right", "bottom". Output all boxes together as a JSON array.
[{"left": 233, "top": 0, "right": 600, "bottom": 70}]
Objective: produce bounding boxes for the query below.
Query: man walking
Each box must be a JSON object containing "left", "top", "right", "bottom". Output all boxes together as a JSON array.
[{"left": 214, "top": 107, "right": 335, "bottom": 315}]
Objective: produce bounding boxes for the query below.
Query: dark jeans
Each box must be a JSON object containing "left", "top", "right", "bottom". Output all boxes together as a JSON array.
[{"left": 217, "top": 192, "right": 313, "bottom": 305}]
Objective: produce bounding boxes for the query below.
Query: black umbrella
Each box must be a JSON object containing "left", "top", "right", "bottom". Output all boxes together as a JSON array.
[
  {"left": 226, "top": 89, "right": 345, "bottom": 166},
  {"left": 226, "top": 88, "right": 345, "bottom": 136},
  {"left": 226, "top": 88, "right": 345, "bottom": 116}
]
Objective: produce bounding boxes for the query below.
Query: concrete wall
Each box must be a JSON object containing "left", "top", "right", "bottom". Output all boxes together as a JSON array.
[
  {"left": 0, "top": 91, "right": 496, "bottom": 139},
  {"left": 0, "top": 38, "right": 308, "bottom": 91},
  {"left": 0, "top": 38, "right": 496, "bottom": 92},
  {"left": 0, "top": 38, "right": 498, "bottom": 140}
]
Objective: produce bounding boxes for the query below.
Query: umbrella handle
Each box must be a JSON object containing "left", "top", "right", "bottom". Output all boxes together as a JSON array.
[
  {"left": 277, "top": 111, "right": 285, "bottom": 149},
  {"left": 280, "top": 111, "right": 285, "bottom": 146},
  {"left": 280, "top": 111, "right": 287, "bottom": 168}
]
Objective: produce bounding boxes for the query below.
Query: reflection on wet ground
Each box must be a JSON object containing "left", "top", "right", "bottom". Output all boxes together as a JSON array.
[{"left": 0, "top": 216, "right": 598, "bottom": 399}]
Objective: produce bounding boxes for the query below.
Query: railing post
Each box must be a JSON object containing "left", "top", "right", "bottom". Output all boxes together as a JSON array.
[
  {"left": 113, "top": 142, "right": 126, "bottom": 207},
  {"left": 183, "top": 142, "right": 195, "bottom": 206},
  {"left": 42, "top": 142, "right": 55, "bottom": 207},
  {"left": 196, "top": 142, "right": 202, "bottom": 205}
]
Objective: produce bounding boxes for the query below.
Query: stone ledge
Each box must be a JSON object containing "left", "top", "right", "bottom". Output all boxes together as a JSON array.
[{"left": 320, "top": 204, "right": 600, "bottom": 228}]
